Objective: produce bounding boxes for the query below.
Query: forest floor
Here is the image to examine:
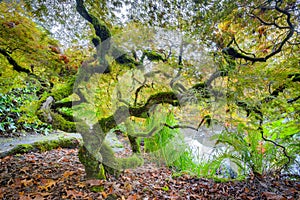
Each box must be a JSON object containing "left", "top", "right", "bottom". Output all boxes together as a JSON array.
[{"left": 0, "top": 133, "right": 299, "bottom": 199}]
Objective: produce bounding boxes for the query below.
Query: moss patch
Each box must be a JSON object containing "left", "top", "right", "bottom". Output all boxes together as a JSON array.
[
  {"left": 34, "top": 137, "right": 80, "bottom": 152},
  {"left": 2, "top": 137, "right": 81, "bottom": 157},
  {"left": 51, "top": 77, "right": 75, "bottom": 101},
  {"left": 10, "top": 144, "right": 35, "bottom": 154},
  {"left": 78, "top": 145, "right": 106, "bottom": 180},
  {"left": 51, "top": 112, "right": 77, "bottom": 132},
  {"left": 142, "top": 50, "right": 166, "bottom": 62}
]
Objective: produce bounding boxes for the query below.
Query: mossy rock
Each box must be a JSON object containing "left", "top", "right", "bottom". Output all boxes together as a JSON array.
[
  {"left": 34, "top": 137, "right": 80, "bottom": 152},
  {"left": 10, "top": 144, "right": 36, "bottom": 154},
  {"left": 2, "top": 137, "right": 81, "bottom": 157},
  {"left": 142, "top": 50, "right": 166, "bottom": 62}
]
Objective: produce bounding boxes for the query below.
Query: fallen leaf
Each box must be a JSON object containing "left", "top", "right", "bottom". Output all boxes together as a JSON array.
[
  {"left": 20, "top": 166, "right": 30, "bottom": 173},
  {"left": 85, "top": 179, "right": 103, "bottom": 186},
  {"left": 1, "top": 155, "right": 12, "bottom": 162},
  {"left": 75, "top": 182, "right": 86, "bottom": 188},
  {"left": 244, "top": 187, "right": 250, "bottom": 193},
  {"left": 19, "top": 195, "right": 31, "bottom": 200},
  {"left": 101, "top": 191, "right": 107, "bottom": 198},
  {"left": 262, "top": 192, "right": 287, "bottom": 200},
  {"left": 124, "top": 182, "right": 133, "bottom": 192},
  {"left": 63, "top": 170, "right": 75, "bottom": 178},
  {"left": 65, "top": 190, "right": 83, "bottom": 199},
  {"left": 38, "top": 179, "right": 56, "bottom": 191},
  {"left": 21, "top": 179, "right": 34, "bottom": 187}
]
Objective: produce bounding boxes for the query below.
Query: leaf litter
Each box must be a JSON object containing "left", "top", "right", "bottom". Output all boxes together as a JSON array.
[{"left": 0, "top": 147, "right": 299, "bottom": 199}]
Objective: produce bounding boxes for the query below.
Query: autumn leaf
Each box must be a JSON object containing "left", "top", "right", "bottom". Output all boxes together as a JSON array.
[
  {"left": 19, "top": 194, "right": 32, "bottom": 200},
  {"left": 101, "top": 191, "right": 108, "bottom": 198},
  {"left": 85, "top": 179, "right": 103, "bottom": 186},
  {"left": 21, "top": 179, "right": 34, "bottom": 187},
  {"left": 63, "top": 170, "right": 75, "bottom": 178},
  {"left": 262, "top": 192, "right": 286, "bottom": 200},
  {"left": 20, "top": 166, "right": 30, "bottom": 173},
  {"left": 38, "top": 179, "right": 56, "bottom": 191},
  {"left": 75, "top": 182, "right": 86, "bottom": 188},
  {"left": 64, "top": 190, "right": 84, "bottom": 199}
]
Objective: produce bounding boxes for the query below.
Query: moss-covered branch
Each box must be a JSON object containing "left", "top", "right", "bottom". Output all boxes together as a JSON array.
[
  {"left": 140, "top": 50, "right": 167, "bottom": 63},
  {"left": 0, "top": 47, "right": 31, "bottom": 74},
  {"left": 97, "top": 92, "right": 179, "bottom": 133},
  {"left": 76, "top": 0, "right": 111, "bottom": 43}
]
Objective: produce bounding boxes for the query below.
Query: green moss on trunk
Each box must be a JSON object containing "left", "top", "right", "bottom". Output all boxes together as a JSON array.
[{"left": 78, "top": 145, "right": 106, "bottom": 180}]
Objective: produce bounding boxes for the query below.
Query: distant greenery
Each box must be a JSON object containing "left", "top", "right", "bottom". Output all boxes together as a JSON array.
[{"left": 0, "top": 83, "right": 51, "bottom": 137}]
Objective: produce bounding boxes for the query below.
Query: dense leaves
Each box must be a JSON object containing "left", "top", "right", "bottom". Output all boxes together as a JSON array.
[{"left": 0, "top": 85, "right": 51, "bottom": 136}]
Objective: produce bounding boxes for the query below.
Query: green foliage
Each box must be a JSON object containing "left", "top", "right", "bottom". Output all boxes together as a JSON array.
[
  {"left": 170, "top": 150, "right": 200, "bottom": 175},
  {"left": 51, "top": 76, "right": 75, "bottom": 101},
  {"left": 0, "top": 85, "right": 51, "bottom": 136},
  {"left": 143, "top": 110, "right": 186, "bottom": 166},
  {"left": 0, "top": 1, "right": 64, "bottom": 77},
  {"left": 210, "top": 117, "right": 299, "bottom": 177}
]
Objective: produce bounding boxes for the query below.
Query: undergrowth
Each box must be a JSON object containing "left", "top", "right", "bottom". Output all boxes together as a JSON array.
[{"left": 0, "top": 83, "right": 51, "bottom": 137}]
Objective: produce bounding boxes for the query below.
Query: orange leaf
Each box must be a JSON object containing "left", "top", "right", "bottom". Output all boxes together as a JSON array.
[
  {"left": 108, "top": 185, "right": 113, "bottom": 193},
  {"left": 38, "top": 179, "right": 56, "bottom": 191},
  {"left": 101, "top": 191, "right": 107, "bottom": 198},
  {"left": 63, "top": 171, "right": 75, "bottom": 178},
  {"left": 244, "top": 187, "right": 250, "bottom": 193},
  {"left": 61, "top": 157, "right": 70, "bottom": 162},
  {"left": 1, "top": 155, "right": 12, "bottom": 162}
]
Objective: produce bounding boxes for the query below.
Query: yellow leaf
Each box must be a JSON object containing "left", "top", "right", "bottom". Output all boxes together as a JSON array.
[{"left": 21, "top": 179, "right": 34, "bottom": 187}]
